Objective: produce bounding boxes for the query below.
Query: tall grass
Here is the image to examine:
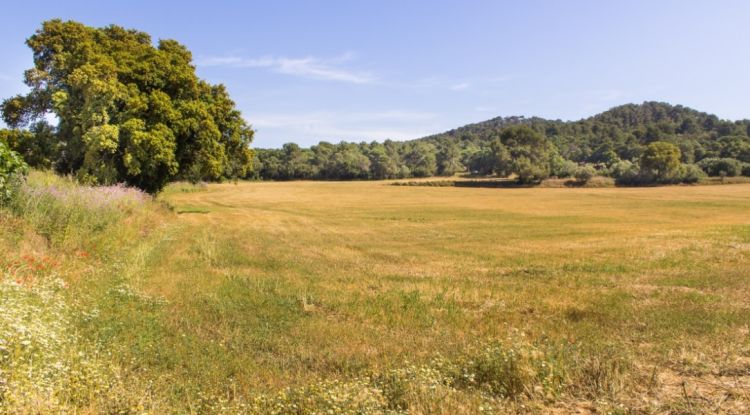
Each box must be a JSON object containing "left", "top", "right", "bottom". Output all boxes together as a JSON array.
[
  {"left": 6, "top": 171, "right": 152, "bottom": 250},
  {"left": 0, "top": 171, "right": 165, "bottom": 413}
]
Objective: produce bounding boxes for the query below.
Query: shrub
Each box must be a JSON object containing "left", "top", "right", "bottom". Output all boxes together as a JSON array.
[
  {"left": 515, "top": 157, "right": 549, "bottom": 184},
  {"left": 574, "top": 165, "right": 597, "bottom": 183},
  {"left": 697, "top": 157, "right": 742, "bottom": 177},
  {"left": 678, "top": 164, "right": 706, "bottom": 184},
  {"left": 611, "top": 160, "right": 641, "bottom": 185},
  {"left": 552, "top": 159, "right": 578, "bottom": 178},
  {"left": 0, "top": 142, "right": 28, "bottom": 203},
  {"left": 742, "top": 163, "right": 750, "bottom": 177},
  {"left": 612, "top": 159, "right": 705, "bottom": 186}
]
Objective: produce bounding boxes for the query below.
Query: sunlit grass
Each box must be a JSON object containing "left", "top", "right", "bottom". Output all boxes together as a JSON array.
[{"left": 1, "top": 175, "right": 749, "bottom": 413}]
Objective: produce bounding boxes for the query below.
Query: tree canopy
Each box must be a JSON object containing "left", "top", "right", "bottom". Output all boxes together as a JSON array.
[
  {"left": 1, "top": 20, "right": 253, "bottom": 193},
  {"left": 640, "top": 141, "right": 681, "bottom": 182},
  {"left": 251, "top": 102, "right": 750, "bottom": 185}
]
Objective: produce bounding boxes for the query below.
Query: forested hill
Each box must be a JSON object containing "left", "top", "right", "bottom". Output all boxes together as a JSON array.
[
  {"left": 252, "top": 102, "right": 750, "bottom": 183},
  {"left": 420, "top": 102, "right": 749, "bottom": 164}
]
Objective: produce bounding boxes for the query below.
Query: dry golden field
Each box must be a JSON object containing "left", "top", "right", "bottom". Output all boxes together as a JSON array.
[
  {"left": 3, "top": 175, "right": 750, "bottom": 413},
  {"left": 152, "top": 180, "right": 750, "bottom": 413}
]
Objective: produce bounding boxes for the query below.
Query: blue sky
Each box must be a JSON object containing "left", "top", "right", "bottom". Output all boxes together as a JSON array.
[{"left": 2, "top": 0, "right": 749, "bottom": 148}]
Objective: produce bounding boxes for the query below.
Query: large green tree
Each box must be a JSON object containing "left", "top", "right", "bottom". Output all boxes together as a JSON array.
[
  {"left": 1, "top": 20, "right": 253, "bottom": 192},
  {"left": 640, "top": 141, "right": 681, "bottom": 182},
  {"left": 403, "top": 142, "right": 437, "bottom": 177},
  {"left": 492, "top": 125, "right": 555, "bottom": 183},
  {"left": 367, "top": 143, "right": 400, "bottom": 179}
]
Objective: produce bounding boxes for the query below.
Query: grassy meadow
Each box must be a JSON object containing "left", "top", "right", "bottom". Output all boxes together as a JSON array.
[{"left": 2, "top": 174, "right": 750, "bottom": 413}]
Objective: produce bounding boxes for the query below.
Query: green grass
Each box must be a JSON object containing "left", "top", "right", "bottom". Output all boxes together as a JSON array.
[{"left": 2, "top": 175, "right": 750, "bottom": 413}]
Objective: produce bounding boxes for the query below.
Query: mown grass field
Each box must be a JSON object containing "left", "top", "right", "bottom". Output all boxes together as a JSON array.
[
  {"left": 3, "top": 176, "right": 750, "bottom": 413},
  {"left": 150, "top": 180, "right": 750, "bottom": 412}
]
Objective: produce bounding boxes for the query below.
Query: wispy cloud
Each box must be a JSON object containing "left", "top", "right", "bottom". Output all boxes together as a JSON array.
[
  {"left": 249, "top": 110, "right": 439, "bottom": 145},
  {"left": 395, "top": 76, "right": 510, "bottom": 92},
  {"left": 252, "top": 110, "right": 436, "bottom": 127},
  {"left": 450, "top": 82, "right": 470, "bottom": 91},
  {"left": 197, "top": 53, "right": 376, "bottom": 84}
]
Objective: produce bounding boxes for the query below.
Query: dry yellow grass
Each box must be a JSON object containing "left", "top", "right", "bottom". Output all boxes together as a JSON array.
[
  {"left": 7, "top": 176, "right": 745, "bottom": 412},
  {"left": 126, "top": 180, "right": 750, "bottom": 412}
]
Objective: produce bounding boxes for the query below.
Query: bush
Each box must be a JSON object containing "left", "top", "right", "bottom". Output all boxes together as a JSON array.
[
  {"left": 678, "top": 164, "right": 706, "bottom": 184},
  {"left": 610, "top": 160, "right": 641, "bottom": 185},
  {"left": 552, "top": 159, "right": 578, "bottom": 178},
  {"left": 515, "top": 157, "right": 549, "bottom": 184},
  {"left": 612, "top": 159, "right": 705, "bottom": 186},
  {"left": 574, "top": 165, "right": 597, "bottom": 183},
  {"left": 697, "top": 157, "right": 742, "bottom": 177},
  {"left": 0, "top": 142, "right": 28, "bottom": 203},
  {"left": 742, "top": 163, "right": 750, "bottom": 177}
]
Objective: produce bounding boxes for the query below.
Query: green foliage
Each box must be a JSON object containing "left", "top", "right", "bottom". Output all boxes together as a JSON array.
[
  {"left": 678, "top": 163, "right": 706, "bottom": 184},
  {"left": 0, "top": 142, "right": 28, "bottom": 202},
  {"left": 717, "top": 135, "right": 750, "bottom": 162},
  {"left": 697, "top": 157, "right": 743, "bottom": 177},
  {"left": 467, "top": 147, "right": 496, "bottom": 176},
  {"left": 403, "top": 142, "right": 437, "bottom": 177},
  {"left": 609, "top": 160, "right": 637, "bottom": 179},
  {"left": 332, "top": 143, "right": 372, "bottom": 179},
  {"left": 574, "top": 165, "right": 597, "bottom": 183},
  {"left": 552, "top": 158, "right": 578, "bottom": 179},
  {"left": 367, "top": 143, "right": 401, "bottom": 179},
  {"left": 639, "top": 141, "right": 681, "bottom": 182},
  {"left": 612, "top": 156, "right": 704, "bottom": 186},
  {"left": 248, "top": 101, "right": 750, "bottom": 187},
  {"left": 0, "top": 123, "right": 57, "bottom": 169},
  {"left": 1, "top": 20, "right": 253, "bottom": 193},
  {"left": 435, "top": 141, "right": 462, "bottom": 176},
  {"left": 494, "top": 126, "right": 554, "bottom": 183}
]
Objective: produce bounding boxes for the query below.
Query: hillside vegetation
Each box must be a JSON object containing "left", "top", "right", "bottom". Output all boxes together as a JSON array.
[
  {"left": 254, "top": 102, "right": 750, "bottom": 185},
  {"left": 2, "top": 174, "right": 749, "bottom": 413}
]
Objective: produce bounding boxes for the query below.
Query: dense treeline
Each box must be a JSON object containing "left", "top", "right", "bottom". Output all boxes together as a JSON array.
[
  {"left": 0, "top": 20, "right": 253, "bottom": 193},
  {"left": 2, "top": 22, "right": 749, "bottom": 190},
  {"left": 253, "top": 102, "right": 750, "bottom": 184},
  {"left": 252, "top": 140, "right": 458, "bottom": 181}
]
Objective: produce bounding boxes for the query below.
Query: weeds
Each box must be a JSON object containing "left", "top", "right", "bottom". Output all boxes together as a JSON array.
[{"left": 7, "top": 171, "right": 151, "bottom": 249}]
